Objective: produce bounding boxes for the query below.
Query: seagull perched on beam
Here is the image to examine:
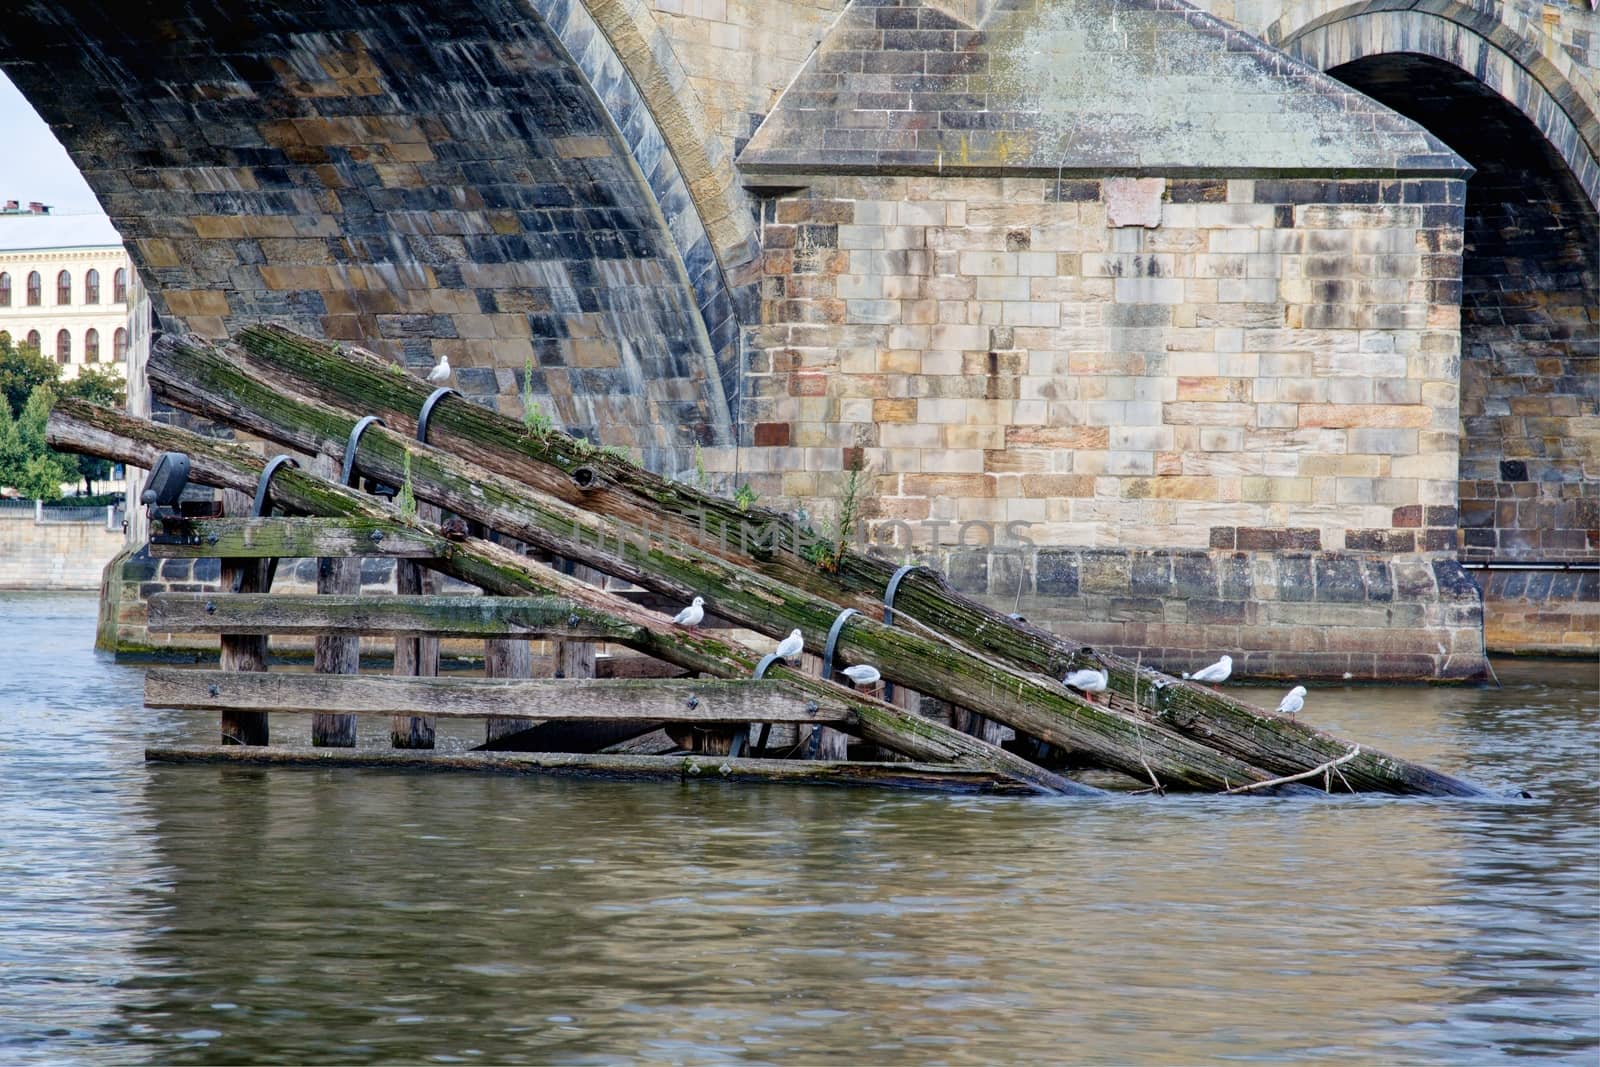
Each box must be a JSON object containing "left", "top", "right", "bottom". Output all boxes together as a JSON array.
[
  {"left": 671, "top": 596, "right": 704, "bottom": 627},
  {"left": 1276, "top": 685, "right": 1307, "bottom": 715},
  {"left": 426, "top": 354, "right": 451, "bottom": 383},
  {"left": 1062, "top": 667, "right": 1108, "bottom": 703},
  {"left": 1183, "top": 654, "right": 1232, "bottom": 687},
  {"left": 773, "top": 629, "right": 804, "bottom": 663},
  {"left": 841, "top": 664, "right": 881, "bottom": 689}
]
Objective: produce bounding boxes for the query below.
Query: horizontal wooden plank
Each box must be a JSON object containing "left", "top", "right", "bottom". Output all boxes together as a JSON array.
[
  {"left": 146, "top": 670, "right": 853, "bottom": 724},
  {"left": 149, "top": 593, "right": 643, "bottom": 640},
  {"left": 149, "top": 517, "right": 448, "bottom": 559},
  {"left": 143, "top": 745, "right": 1036, "bottom": 795}
]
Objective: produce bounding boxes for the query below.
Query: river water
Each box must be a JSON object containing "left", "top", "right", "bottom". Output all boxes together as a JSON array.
[{"left": 1, "top": 591, "right": 1595, "bottom": 1064}]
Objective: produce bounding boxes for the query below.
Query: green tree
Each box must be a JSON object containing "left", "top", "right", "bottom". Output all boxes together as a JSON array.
[
  {"left": 0, "top": 334, "right": 58, "bottom": 418},
  {"left": 59, "top": 364, "right": 125, "bottom": 493},
  {"left": 0, "top": 387, "right": 69, "bottom": 499}
]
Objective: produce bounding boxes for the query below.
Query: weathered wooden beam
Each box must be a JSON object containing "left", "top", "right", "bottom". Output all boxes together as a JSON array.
[
  {"left": 143, "top": 745, "right": 1040, "bottom": 795},
  {"left": 217, "top": 488, "right": 268, "bottom": 747},
  {"left": 393, "top": 501, "right": 441, "bottom": 749},
  {"left": 146, "top": 671, "right": 856, "bottom": 725},
  {"left": 148, "top": 593, "right": 637, "bottom": 640},
  {"left": 224, "top": 325, "right": 1492, "bottom": 797},
  {"left": 47, "top": 400, "right": 1092, "bottom": 796},
  {"left": 139, "top": 336, "right": 1282, "bottom": 793},
  {"left": 149, "top": 516, "right": 446, "bottom": 558}
]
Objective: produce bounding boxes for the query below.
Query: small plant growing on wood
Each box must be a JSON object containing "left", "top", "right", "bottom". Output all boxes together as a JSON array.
[
  {"left": 521, "top": 355, "right": 553, "bottom": 439},
  {"left": 734, "top": 483, "right": 759, "bottom": 511},
  {"left": 396, "top": 451, "right": 417, "bottom": 519},
  {"left": 802, "top": 453, "right": 867, "bottom": 574},
  {"left": 693, "top": 443, "right": 706, "bottom": 489},
  {"left": 599, "top": 445, "right": 631, "bottom": 462}
]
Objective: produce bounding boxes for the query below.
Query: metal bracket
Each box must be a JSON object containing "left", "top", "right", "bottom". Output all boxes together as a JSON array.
[
  {"left": 340, "top": 415, "right": 385, "bottom": 487},
  {"left": 880, "top": 564, "right": 929, "bottom": 704},
  {"left": 820, "top": 608, "right": 858, "bottom": 681},
  {"left": 234, "top": 455, "right": 298, "bottom": 593},
  {"left": 417, "top": 387, "right": 458, "bottom": 444}
]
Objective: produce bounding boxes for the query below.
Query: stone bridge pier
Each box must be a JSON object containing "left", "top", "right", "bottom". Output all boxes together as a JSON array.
[{"left": 2, "top": 0, "right": 1593, "bottom": 673}]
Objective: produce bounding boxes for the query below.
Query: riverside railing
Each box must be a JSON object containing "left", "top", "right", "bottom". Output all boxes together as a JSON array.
[{"left": 0, "top": 498, "right": 124, "bottom": 530}]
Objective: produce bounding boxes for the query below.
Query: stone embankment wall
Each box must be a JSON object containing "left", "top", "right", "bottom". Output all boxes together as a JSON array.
[{"left": 0, "top": 512, "right": 125, "bottom": 590}]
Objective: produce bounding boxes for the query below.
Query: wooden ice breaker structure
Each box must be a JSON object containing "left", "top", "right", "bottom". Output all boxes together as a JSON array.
[{"left": 48, "top": 325, "right": 1495, "bottom": 798}]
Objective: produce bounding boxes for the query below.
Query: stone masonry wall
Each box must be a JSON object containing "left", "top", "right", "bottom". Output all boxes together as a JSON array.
[
  {"left": 0, "top": 515, "right": 125, "bottom": 590},
  {"left": 724, "top": 172, "right": 1486, "bottom": 679}
]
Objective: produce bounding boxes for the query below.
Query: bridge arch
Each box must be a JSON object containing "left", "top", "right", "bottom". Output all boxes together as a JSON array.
[
  {"left": 1263, "top": 3, "right": 1599, "bottom": 564},
  {"left": 1265, "top": 0, "right": 1599, "bottom": 207},
  {"left": 0, "top": 0, "right": 757, "bottom": 469}
]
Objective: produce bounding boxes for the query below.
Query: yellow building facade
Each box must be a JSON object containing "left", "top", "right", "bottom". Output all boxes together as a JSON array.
[{"left": 0, "top": 209, "right": 133, "bottom": 381}]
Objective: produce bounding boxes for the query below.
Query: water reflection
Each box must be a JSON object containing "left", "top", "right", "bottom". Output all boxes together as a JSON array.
[{"left": 0, "top": 593, "right": 1595, "bottom": 1064}]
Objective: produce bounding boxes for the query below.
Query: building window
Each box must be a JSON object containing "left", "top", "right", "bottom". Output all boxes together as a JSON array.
[
  {"left": 85, "top": 269, "right": 100, "bottom": 304},
  {"left": 26, "top": 271, "right": 41, "bottom": 306},
  {"left": 113, "top": 267, "right": 127, "bottom": 304},
  {"left": 0, "top": 273, "right": 9, "bottom": 307},
  {"left": 57, "top": 270, "right": 71, "bottom": 305},
  {"left": 56, "top": 328, "right": 71, "bottom": 364},
  {"left": 113, "top": 327, "right": 127, "bottom": 362},
  {"left": 85, "top": 328, "right": 99, "bottom": 363},
  {"left": 25, "top": 330, "right": 39, "bottom": 351}
]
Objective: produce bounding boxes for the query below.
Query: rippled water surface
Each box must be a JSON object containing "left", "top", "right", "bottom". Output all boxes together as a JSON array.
[{"left": 1, "top": 591, "right": 1596, "bottom": 1064}]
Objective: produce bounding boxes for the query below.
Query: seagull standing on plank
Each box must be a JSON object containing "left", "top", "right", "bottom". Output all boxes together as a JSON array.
[
  {"left": 1276, "top": 685, "right": 1307, "bottom": 715},
  {"left": 1062, "top": 667, "right": 1108, "bottom": 703},
  {"left": 773, "top": 629, "right": 804, "bottom": 663},
  {"left": 426, "top": 354, "right": 451, "bottom": 383},
  {"left": 1183, "top": 654, "right": 1232, "bottom": 687},
  {"left": 841, "top": 664, "right": 881, "bottom": 690},
  {"left": 672, "top": 596, "right": 704, "bottom": 627}
]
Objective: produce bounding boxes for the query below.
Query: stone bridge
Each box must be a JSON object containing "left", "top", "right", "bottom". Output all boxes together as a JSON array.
[{"left": 3, "top": 0, "right": 1593, "bottom": 673}]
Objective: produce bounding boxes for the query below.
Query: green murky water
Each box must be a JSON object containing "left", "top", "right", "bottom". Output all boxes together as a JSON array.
[{"left": 2, "top": 591, "right": 1596, "bottom": 1064}]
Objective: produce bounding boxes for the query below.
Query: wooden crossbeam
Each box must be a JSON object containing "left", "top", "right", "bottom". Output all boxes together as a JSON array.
[
  {"left": 148, "top": 593, "right": 643, "bottom": 641},
  {"left": 145, "top": 670, "right": 854, "bottom": 725},
  {"left": 148, "top": 517, "right": 446, "bottom": 558}
]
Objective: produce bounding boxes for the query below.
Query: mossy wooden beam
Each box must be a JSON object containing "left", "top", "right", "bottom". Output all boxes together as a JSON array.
[
  {"left": 142, "top": 335, "right": 1292, "bottom": 794},
  {"left": 225, "top": 325, "right": 1490, "bottom": 798},
  {"left": 146, "top": 671, "right": 856, "bottom": 725},
  {"left": 148, "top": 593, "right": 638, "bottom": 641},
  {"left": 148, "top": 517, "right": 445, "bottom": 559},
  {"left": 143, "top": 745, "right": 1042, "bottom": 795},
  {"left": 48, "top": 400, "right": 1087, "bottom": 796}
]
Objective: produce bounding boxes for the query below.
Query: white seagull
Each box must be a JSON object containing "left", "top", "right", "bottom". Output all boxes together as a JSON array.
[
  {"left": 1276, "top": 685, "right": 1307, "bottom": 715},
  {"left": 1183, "top": 654, "right": 1233, "bottom": 686},
  {"left": 1063, "top": 667, "right": 1108, "bottom": 702},
  {"left": 773, "top": 629, "right": 804, "bottom": 662},
  {"left": 426, "top": 354, "right": 451, "bottom": 383},
  {"left": 671, "top": 596, "right": 704, "bottom": 627},
  {"left": 841, "top": 664, "right": 881, "bottom": 688}
]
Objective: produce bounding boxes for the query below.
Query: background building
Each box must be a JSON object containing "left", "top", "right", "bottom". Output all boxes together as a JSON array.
[{"left": 0, "top": 203, "right": 133, "bottom": 380}]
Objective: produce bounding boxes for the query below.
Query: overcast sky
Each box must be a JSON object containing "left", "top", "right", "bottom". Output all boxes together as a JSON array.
[{"left": 0, "top": 72, "right": 107, "bottom": 216}]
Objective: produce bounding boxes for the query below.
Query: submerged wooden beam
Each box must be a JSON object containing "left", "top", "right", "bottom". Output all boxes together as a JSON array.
[
  {"left": 149, "top": 593, "right": 641, "bottom": 641},
  {"left": 149, "top": 516, "right": 446, "bottom": 558},
  {"left": 147, "top": 670, "right": 854, "bottom": 725},
  {"left": 223, "top": 325, "right": 1492, "bottom": 798},
  {"left": 143, "top": 745, "right": 1040, "bottom": 795}
]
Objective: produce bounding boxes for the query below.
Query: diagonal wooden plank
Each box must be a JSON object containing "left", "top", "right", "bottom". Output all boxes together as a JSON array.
[{"left": 145, "top": 670, "right": 854, "bottom": 725}]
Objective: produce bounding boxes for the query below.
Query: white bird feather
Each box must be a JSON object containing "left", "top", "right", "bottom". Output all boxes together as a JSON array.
[
  {"left": 672, "top": 596, "right": 704, "bottom": 627},
  {"left": 1063, "top": 668, "right": 1108, "bottom": 695},
  {"left": 1276, "top": 685, "right": 1306, "bottom": 715},
  {"left": 426, "top": 355, "right": 451, "bottom": 383},
  {"left": 773, "top": 629, "right": 804, "bottom": 661},
  {"left": 841, "top": 664, "right": 880, "bottom": 687},
  {"left": 1183, "top": 654, "right": 1232, "bottom": 685}
]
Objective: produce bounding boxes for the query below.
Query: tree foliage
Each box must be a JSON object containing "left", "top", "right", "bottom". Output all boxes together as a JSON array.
[{"left": 0, "top": 336, "right": 127, "bottom": 498}]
